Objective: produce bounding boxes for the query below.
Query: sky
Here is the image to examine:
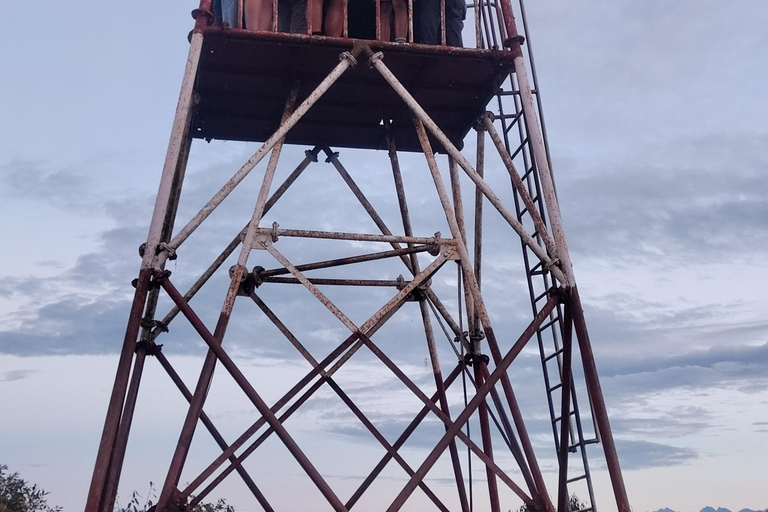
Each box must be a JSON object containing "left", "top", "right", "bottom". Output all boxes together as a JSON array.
[{"left": 1, "top": 1, "right": 767, "bottom": 512}]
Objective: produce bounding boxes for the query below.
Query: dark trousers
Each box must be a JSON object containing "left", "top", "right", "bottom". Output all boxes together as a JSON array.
[{"left": 416, "top": 0, "right": 465, "bottom": 47}]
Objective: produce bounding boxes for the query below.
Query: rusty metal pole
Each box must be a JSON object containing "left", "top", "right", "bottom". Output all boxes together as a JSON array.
[
  {"left": 387, "top": 128, "right": 470, "bottom": 511},
  {"left": 168, "top": 49, "right": 360, "bottom": 251},
  {"left": 482, "top": 114, "right": 557, "bottom": 258},
  {"left": 570, "top": 287, "right": 631, "bottom": 512},
  {"left": 449, "top": 157, "right": 476, "bottom": 331},
  {"left": 385, "top": 293, "right": 561, "bottom": 512},
  {"left": 83, "top": 268, "right": 152, "bottom": 512},
  {"left": 557, "top": 295, "right": 574, "bottom": 512},
  {"left": 498, "top": 2, "right": 631, "bottom": 508},
  {"left": 367, "top": 50, "right": 566, "bottom": 284},
  {"left": 154, "top": 352, "right": 276, "bottom": 512},
  {"left": 473, "top": 123, "right": 485, "bottom": 336},
  {"left": 100, "top": 347, "right": 148, "bottom": 512},
  {"left": 155, "top": 88, "right": 298, "bottom": 512},
  {"left": 101, "top": 116, "right": 195, "bottom": 512},
  {"left": 84, "top": 4, "right": 210, "bottom": 512},
  {"left": 415, "top": 112, "right": 555, "bottom": 512},
  {"left": 159, "top": 277, "right": 349, "bottom": 511},
  {"left": 473, "top": 360, "right": 501, "bottom": 512},
  {"left": 419, "top": 298, "right": 471, "bottom": 512},
  {"left": 415, "top": 119, "right": 503, "bottom": 512}
]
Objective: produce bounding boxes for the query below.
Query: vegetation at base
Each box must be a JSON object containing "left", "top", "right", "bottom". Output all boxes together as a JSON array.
[
  {"left": 0, "top": 465, "right": 61, "bottom": 512},
  {"left": 515, "top": 494, "right": 588, "bottom": 512},
  {"left": 114, "top": 482, "right": 235, "bottom": 512},
  {"left": 1, "top": 465, "right": 234, "bottom": 512}
]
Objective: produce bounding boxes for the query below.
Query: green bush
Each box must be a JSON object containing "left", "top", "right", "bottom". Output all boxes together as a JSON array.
[{"left": 0, "top": 465, "right": 61, "bottom": 512}]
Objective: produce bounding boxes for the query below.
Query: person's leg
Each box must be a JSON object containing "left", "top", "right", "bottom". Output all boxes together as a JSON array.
[
  {"left": 245, "top": 0, "right": 273, "bottom": 30},
  {"left": 392, "top": 0, "right": 407, "bottom": 41},
  {"left": 379, "top": 0, "right": 393, "bottom": 41},
  {"left": 278, "top": 0, "right": 291, "bottom": 31},
  {"left": 213, "top": 0, "right": 223, "bottom": 26},
  {"left": 221, "top": 0, "right": 240, "bottom": 27},
  {"left": 416, "top": 0, "right": 440, "bottom": 44},
  {"left": 289, "top": 0, "right": 309, "bottom": 33},
  {"left": 325, "top": 0, "right": 344, "bottom": 37},
  {"left": 445, "top": 0, "right": 464, "bottom": 46}
]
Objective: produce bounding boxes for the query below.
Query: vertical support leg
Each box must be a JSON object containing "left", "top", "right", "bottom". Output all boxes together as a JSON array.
[
  {"left": 419, "top": 299, "right": 471, "bottom": 512},
  {"left": 473, "top": 359, "right": 501, "bottom": 512},
  {"left": 85, "top": 7, "right": 208, "bottom": 510},
  {"left": 507, "top": 27, "right": 631, "bottom": 510},
  {"left": 155, "top": 87, "right": 298, "bottom": 512},
  {"left": 100, "top": 349, "right": 148, "bottom": 512},
  {"left": 448, "top": 157, "right": 475, "bottom": 333},
  {"left": 84, "top": 268, "right": 153, "bottom": 512},
  {"left": 557, "top": 294, "right": 574, "bottom": 512},
  {"left": 570, "top": 287, "right": 631, "bottom": 512},
  {"left": 472, "top": 125, "right": 485, "bottom": 336},
  {"left": 101, "top": 128, "right": 194, "bottom": 512},
  {"left": 386, "top": 127, "right": 469, "bottom": 512},
  {"left": 414, "top": 116, "right": 554, "bottom": 512}
]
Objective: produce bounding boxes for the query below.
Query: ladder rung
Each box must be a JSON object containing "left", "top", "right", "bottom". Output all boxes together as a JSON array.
[
  {"left": 566, "top": 473, "right": 588, "bottom": 484},
  {"left": 567, "top": 437, "right": 599, "bottom": 452},
  {"left": 544, "top": 348, "right": 563, "bottom": 362},
  {"left": 510, "top": 138, "right": 527, "bottom": 159},
  {"left": 548, "top": 382, "right": 563, "bottom": 393},
  {"left": 540, "top": 317, "right": 558, "bottom": 331},
  {"left": 552, "top": 410, "right": 576, "bottom": 423},
  {"left": 521, "top": 165, "right": 535, "bottom": 180}
]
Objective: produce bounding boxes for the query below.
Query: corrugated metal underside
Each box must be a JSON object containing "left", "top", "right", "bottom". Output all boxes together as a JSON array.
[{"left": 192, "top": 29, "right": 515, "bottom": 152}]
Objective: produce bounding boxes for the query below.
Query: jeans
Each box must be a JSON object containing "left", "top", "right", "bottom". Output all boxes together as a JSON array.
[
  {"left": 214, "top": 0, "right": 240, "bottom": 27},
  {"left": 278, "top": 0, "right": 308, "bottom": 33},
  {"left": 416, "top": 0, "right": 465, "bottom": 47}
]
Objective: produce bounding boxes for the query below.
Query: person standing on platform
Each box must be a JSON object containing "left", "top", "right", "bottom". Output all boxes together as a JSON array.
[
  {"left": 245, "top": 0, "right": 274, "bottom": 31},
  {"left": 324, "top": 0, "right": 344, "bottom": 37},
  {"left": 380, "top": 0, "right": 408, "bottom": 43},
  {"left": 213, "top": 0, "right": 240, "bottom": 27},
  {"left": 278, "top": 0, "right": 325, "bottom": 34},
  {"left": 417, "top": 0, "right": 465, "bottom": 47}
]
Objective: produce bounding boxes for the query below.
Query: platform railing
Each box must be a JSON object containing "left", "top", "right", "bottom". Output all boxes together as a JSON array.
[{"left": 209, "top": 0, "right": 518, "bottom": 50}]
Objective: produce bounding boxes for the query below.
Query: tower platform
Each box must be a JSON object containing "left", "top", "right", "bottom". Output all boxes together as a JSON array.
[{"left": 191, "top": 28, "right": 515, "bottom": 152}]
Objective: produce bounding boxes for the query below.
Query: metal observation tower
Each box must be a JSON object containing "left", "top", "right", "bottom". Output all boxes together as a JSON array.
[{"left": 86, "top": 1, "right": 631, "bottom": 511}]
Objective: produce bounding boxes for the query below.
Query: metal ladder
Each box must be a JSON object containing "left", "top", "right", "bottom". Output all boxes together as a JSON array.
[{"left": 477, "top": 0, "right": 599, "bottom": 508}]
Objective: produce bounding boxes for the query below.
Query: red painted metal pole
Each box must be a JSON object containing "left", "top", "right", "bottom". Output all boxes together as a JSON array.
[
  {"left": 557, "top": 295, "right": 574, "bottom": 512},
  {"left": 84, "top": 268, "right": 152, "bottom": 512},
  {"left": 101, "top": 347, "right": 148, "bottom": 512},
  {"left": 419, "top": 298, "right": 471, "bottom": 512},
  {"left": 473, "top": 359, "right": 501, "bottom": 512},
  {"left": 155, "top": 352, "right": 275, "bottom": 512},
  {"left": 160, "top": 276, "right": 348, "bottom": 511},
  {"left": 384, "top": 292, "right": 561, "bottom": 511},
  {"left": 570, "top": 287, "right": 631, "bottom": 512},
  {"left": 345, "top": 363, "right": 464, "bottom": 509}
]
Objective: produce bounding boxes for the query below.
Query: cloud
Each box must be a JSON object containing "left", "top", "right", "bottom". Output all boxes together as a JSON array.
[
  {"left": 612, "top": 440, "right": 698, "bottom": 471},
  {"left": 558, "top": 132, "right": 768, "bottom": 266},
  {"left": 0, "top": 369, "right": 38, "bottom": 382}
]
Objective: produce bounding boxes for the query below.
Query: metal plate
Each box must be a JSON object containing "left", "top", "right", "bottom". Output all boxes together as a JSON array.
[{"left": 192, "top": 29, "right": 514, "bottom": 152}]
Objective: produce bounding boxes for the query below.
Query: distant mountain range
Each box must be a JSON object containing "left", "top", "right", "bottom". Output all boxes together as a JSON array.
[{"left": 651, "top": 507, "right": 765, "bottom": 512}]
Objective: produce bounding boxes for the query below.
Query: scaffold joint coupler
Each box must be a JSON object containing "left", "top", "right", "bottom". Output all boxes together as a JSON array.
[
  {"left": 135, "top": 339, "right": 163, "bottom": 357},
  {"left": 158, "top": 242, "right": 177, "bottom": 260}
]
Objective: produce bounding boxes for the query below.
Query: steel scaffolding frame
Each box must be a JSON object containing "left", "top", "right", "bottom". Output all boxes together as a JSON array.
[{"left": 85, "top": 1, "right": 630, "bottom": 512}]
